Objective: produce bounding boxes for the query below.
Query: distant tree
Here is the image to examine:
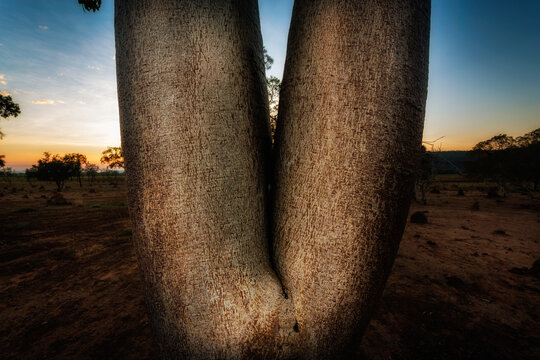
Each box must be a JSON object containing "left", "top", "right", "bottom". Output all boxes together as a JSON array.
[
  {"left": 267, "top": 76, "right": 281, "bottom": 142},
  {"left": 515, "top": 128, "right": 540, "bottom": 148},
  {"left": 32, "top": 152, "right": 82, "bottom": 191},
  {"left": 414, "top": 146, "right": 435, "bottom": 205},
  {"left": 25, "top": 167, "right": 38, "bottom": 184},
  {"left": 472, "top": 134, "right": 516, "bottom": 152},
  {"left": 263, "top": 49, "right": 281, "bottom": 142},
  {"left": 0, "top": 95, "right": 21, "bottom": 164},
  {"left": 0, "top": 154, "right": 11, "bottom": 186},
  {"left": 0, "top": 95, "right": 20, "bottom": 120},
  {"left": 63, "top": 153, "right": 87, "bottom": 187},
  {"left": 467, "top": 129, "right": 540, "bottom": 196},
  {"left": 84, "top": 163, "right": 99, "bottom": 186},
  {"left": 78, "top": 0, "right": 101, "bottom": 12},
  {"left": 263, "top": 47, "right": 273, "bottom": 71},
  {"left": 515, "top": 128, "right": 540, "bottom": 191},
  {"left": 0, "top": 95, "right": 21, "bottom": 139},
  {"left": 0, "top": 166, "right": 13, "bottom": 186},
  {"left": 100, "top": 147, "right": 124, "bottom": 169}
]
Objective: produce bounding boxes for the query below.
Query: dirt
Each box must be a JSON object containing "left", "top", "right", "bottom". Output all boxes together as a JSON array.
[{"left": 1, "top": 177, "right": 539, "bottom": 359}]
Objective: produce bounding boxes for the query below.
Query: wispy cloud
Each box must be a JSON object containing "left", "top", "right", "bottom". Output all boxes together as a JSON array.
[
  {"left": 32, "top": 99, "right": 55, "bottom": 105},
  {"left": 0, "top": 81, "right": 6, "bottom": 85},
  {"left": 38, "top": 25, "right": 48, "bottom": 30},
  {"left": 0, "top": 74, "right": 6, "bottom": 85},
  {"left": 87, "top": 65, "right": 101, "bottom": 71},
  {"left": 56, "top": 100, "right": 65, "bottom": 104},
  {"left": 0, "top": 90, "right": 10, "bottom": 96}
]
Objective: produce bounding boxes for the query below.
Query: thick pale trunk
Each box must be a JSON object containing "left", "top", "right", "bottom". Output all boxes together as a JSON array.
[
  {"left": 115, "top": 0, "right": 296, "bottom": 358},
  {"left": 115, "top": 0, "right": 430, "bottom": 358},
  {"left": 273, "top": 0, "right": 430, "bottom": 356}
]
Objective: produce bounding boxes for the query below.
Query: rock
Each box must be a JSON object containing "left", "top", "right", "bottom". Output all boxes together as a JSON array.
[
  {"left": 410, "top": 211, "right": 428, "bottom": 224},
  {"left": 446, "top": 276, "right": 465, "bottom": 288},
  {"left": 510, "top": 259, "right": 540, "bottom": 278}
]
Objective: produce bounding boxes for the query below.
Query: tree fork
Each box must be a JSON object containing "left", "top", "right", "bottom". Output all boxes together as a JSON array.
[{"left": 115, "top": 0, "right": 430, "bottom": 358}]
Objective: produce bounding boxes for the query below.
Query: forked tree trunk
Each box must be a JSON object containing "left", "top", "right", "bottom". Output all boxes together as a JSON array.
[
  {"left": 115, "top": 0, "right": 430, "bottom": 358},
  {"left": 272, "top": 1, "right": 430, "bottom": 356}
]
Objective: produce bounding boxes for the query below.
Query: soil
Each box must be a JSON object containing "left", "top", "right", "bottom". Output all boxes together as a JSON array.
[{"left": 1, "top": 177, "right": 539, "bottom": 359}]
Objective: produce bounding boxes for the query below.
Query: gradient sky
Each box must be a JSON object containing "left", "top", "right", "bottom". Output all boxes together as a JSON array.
[{"left": 1, "top": 0, "right": 539, "bottom": 170}]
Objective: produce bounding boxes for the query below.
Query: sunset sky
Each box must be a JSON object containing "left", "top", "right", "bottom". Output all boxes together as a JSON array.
[{"left": 1, "top": 0, "right": 539, "bottom": 171}]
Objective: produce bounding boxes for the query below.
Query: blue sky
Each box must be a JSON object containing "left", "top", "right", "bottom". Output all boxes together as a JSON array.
[{"left": 0, "top": 0, "right": 539, "bottom": 170}]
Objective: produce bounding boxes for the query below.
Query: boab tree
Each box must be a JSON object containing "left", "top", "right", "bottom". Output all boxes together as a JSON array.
[{"left": 88, "top": 0, "right": 431, "bottom": 358}]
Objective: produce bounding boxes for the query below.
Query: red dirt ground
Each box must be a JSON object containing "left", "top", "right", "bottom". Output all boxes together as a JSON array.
[{"left": 1, "top": 178, "right": 539, "bottom": 359}]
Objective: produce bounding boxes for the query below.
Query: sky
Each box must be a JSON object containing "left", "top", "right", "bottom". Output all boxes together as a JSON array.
[{"left": 0, "top": 0, "right": 539, "bottom": 171}]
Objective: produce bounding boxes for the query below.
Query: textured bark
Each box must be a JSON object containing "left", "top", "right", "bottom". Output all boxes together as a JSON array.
[
  {"left": 272, "top": 0, "right": 430, "bottom": 357},
  {"left": 115, "top": 0, "right": 430, "bottom": 358},
  {"left": 115, "top": 0, "right": 296, "bottom": 358}
]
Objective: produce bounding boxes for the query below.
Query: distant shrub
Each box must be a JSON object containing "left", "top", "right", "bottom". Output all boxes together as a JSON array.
[{"left": 47, "top": 193, "right": 71, "bottom": 206}]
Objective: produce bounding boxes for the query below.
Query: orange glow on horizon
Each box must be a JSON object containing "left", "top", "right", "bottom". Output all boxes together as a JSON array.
[
  {"left": 1, "top": 138, "right": 482, "bottom": 172},
  {"left": 1, "top": 143, "right": 112, "bottom": 171}
]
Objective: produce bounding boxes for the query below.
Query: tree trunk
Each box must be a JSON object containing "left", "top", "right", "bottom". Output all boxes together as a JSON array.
[
  {"left": 115, "top": 0, "right": 296, "bottom": 358},
  {"left": 115, "top": 0, "right": 430, "bottom": 358},
  {"left": 272, "top": 0, "right": 430, "bottom": 356}
]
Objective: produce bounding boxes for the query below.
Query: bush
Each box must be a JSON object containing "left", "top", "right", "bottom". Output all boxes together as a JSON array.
[{"left": 47, "top": 193, "right": 71, "bottom": 206}]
